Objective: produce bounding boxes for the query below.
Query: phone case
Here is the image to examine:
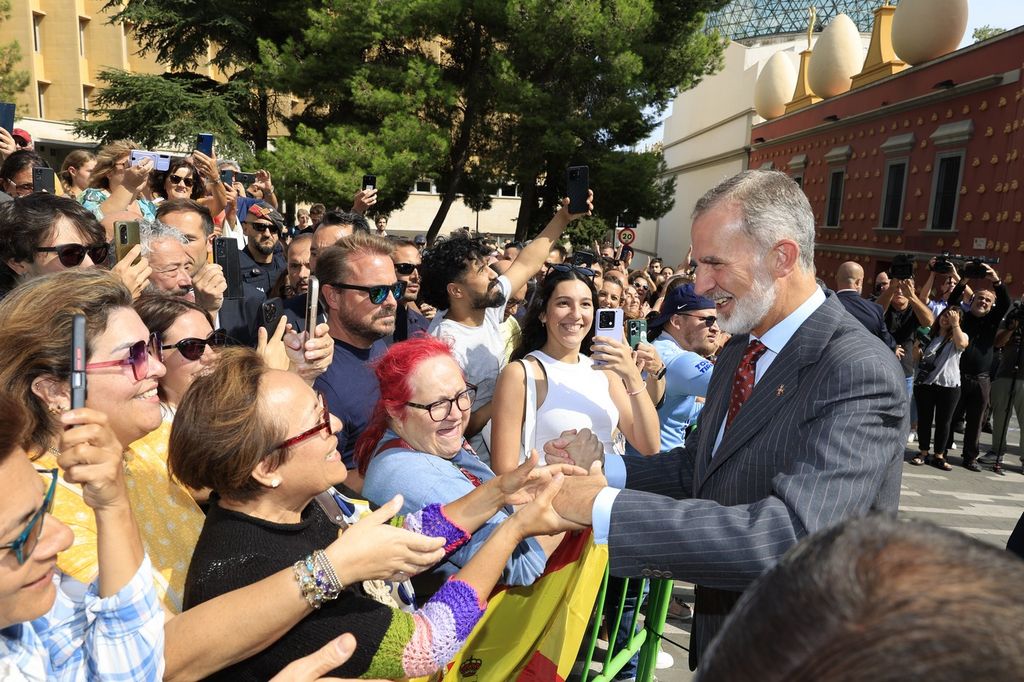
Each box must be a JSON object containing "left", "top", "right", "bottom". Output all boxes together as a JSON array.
[{"left": 567, "top": 165, "right": 589, "bottom": 214}]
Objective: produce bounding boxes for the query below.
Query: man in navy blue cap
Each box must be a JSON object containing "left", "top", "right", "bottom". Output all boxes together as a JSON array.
[{"left": 648, "top": 283, "right": 722, "bottom": 449}]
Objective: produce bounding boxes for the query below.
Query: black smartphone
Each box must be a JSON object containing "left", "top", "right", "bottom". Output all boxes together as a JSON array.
[
  {"left": 71, "top": 313, "right": 87, "bottom": 410},
  {"left": 260, "top": 299, "right": 285, "bottom": 337},
  {"left": 305, "top": 276, "right": 320, "bottom": 336},
  {"left": 627, "top": 318, "right": 648, "bottom": 350},
  {"left": 0, "top": 102, "right": 14, "bottom": 135},
  {"left": 362, "top": 174, "right": 376, "bottom": 191},
  {"left": 32, "top": 167, "right": 56, "bottom": 194},
  {"left": 213, "top": 237, "right": 243, "bottom": 299},
  {"left": 114, "top": 220, "right": 141, "bottom": 262},
  {"left": 195, "top": 133, "right": 215, "bottom": 157},
  {"left": 236, "top": 171, "right": 258, "bottom": 186},
  {"left": 567, "top": 165, "right": 589, "bottom": 214},
  {"left": 219, "top": 169, "right": 235, "bottom": 185}
]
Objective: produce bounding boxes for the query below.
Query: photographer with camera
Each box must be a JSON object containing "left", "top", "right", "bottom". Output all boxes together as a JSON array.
[
  {"left": 918, "top": 255, "right": 971, "bottom": 318},
  {"left": 910, "top": 307, "right": 968, "bottom": 470},
  {"left": 984, "top": 298, "right": 1024, "bottom": 474},
  {"left": 942, "top": 261, "right": 1009, "bottom": 471}
]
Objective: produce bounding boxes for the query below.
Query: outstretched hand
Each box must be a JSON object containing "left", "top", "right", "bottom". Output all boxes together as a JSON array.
[
  {"left": 543, "top": 428, "right": 605, "bottom": 471},
  {"left": 496, "top": 450, "right": 587, "bottom": 506}
]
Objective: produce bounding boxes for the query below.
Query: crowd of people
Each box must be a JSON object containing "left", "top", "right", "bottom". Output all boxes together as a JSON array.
[{"left": 1, "top": 133, "right": 1022, "bottom": 681}]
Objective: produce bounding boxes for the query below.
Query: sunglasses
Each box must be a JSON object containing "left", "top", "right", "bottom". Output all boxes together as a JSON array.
[
  {"left": 329, "top": 281, "right": 406, "bottom": 305},
  {"left": 269, "top": 391, "right": 333, "bottom": 454},
  {"left": 680, "top": 313, "right": 717, "bottom": 328},
  {"left": 406, "top": 385, "right": 477, "bottom": 422},
  {"left": 35, "top": 243, "right": 110, "bottom": 267},
  {"left": 550, "top": 263, "right": 595, "bottom": 278},
  {"left": 1, "top": 469, "right": 57, "bottom": 565},
  {"left": 161, "top": 329, "right": 229, "bottom": 361},
  {"left": 394, "top": 262, "right": 418, "bottom": 276},
  {"left": 86, "top": 333, "right": 163, "bottom": 381},
  {"left": 169, "top": 174, "right": 195, "bottom": 187},
  {"left": 244, "top": 221, "right": 276, "bottom": 234}
]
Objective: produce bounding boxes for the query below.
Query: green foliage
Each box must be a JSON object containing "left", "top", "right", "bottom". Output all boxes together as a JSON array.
[
  {"left": 564, "top": 215, "right": 611, "bottom": 252},
  {"left": 972, "top": 25, "right": 1006, "bottom": 43},
  {"left": 0, "top": 0, "right": 28, "bottom": 104},
  {"left": 71, "top": 70, "right": 253, "bottom": 162}
]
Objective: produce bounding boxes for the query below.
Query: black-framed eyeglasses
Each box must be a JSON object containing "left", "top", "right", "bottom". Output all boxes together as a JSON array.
[
  {"left": 680, "top": 313, "right": 717, "bottom": 328},
  {"left": 35, "top": 243, "right": 110, "bottom": 267},
  {"left": 1, "top": 469, "right": 57, "bottom": 565},
  {"left": 550, "top": 263, "right": 595, "bottom": 278},
  {"left": 86, "top": 333, "right": 163, "bottom": 381},
  {"left": 406, "top": 385, "right": 477, "bottom": 422},
  {"left": 168, "top": 174, "right": 195, "bottom": 188},
  {"left": 394, "top": 262, "right": 418, "bottom": 276},
  {"left": 329, "top": 281, "right": 406, "bottom": 305},
  {"left": 161, "top": 329, "right": 229, "bottom": 361},
  {"left": 268, "top": 391, "right": 333, "bottom": 454}
]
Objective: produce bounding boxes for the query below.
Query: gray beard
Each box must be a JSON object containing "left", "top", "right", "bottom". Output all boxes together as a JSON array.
[{"left": 715, "top": 267, "right": 777, "bottom": 336}]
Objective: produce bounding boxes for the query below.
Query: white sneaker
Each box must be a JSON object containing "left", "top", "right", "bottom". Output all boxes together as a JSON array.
[
  {"left": 656, "top": 649, "right": 674, "bottom": 670},
  {"left": 907, "top": 432, "right": 917, "bottom": 444},
  {"left": 948, "top": 441, "right": 957, "bottom": 450}
]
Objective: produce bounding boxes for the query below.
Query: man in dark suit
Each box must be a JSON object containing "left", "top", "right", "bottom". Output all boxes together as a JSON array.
[
  {"left": 549, "top": 170, "right": 907, "bottom": 669},
  {"left": 835, "top": 260, "right": 897, "bottom": 350}
]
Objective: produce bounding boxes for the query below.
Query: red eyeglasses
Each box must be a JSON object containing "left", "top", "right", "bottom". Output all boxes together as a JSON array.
[
  {"left": 85, "top": 333, "right": 163, "bottom": 381},
  {"left": 268, "top": 391, "right": 333, "bottom": 454}
]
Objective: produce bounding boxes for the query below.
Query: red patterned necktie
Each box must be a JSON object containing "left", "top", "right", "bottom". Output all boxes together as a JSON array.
[{"left": 725, "top": 339, "right": 768, "bottom": 429}]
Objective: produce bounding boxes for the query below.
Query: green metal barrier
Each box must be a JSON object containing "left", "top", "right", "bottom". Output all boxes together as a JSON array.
[{"left": 578, "top": 565, "right": 674, "bottom": 682}]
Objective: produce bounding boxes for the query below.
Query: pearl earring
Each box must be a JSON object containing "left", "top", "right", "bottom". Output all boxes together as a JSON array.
[{"left": 271, "top": 479, "right": 281, "bottom": 488}]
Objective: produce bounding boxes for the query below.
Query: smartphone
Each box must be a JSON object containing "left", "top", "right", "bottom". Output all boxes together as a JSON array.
[
  {"left": 195, "top": 133, "right": 215, "bottom": 157},
  {"left": 70, "top": 313, "right": 87, "bottom": 410},
  {"left": 213, "top": 237, "right": 243, "bottom": 299},
  {"left": 32, "top": 167, "right": 57, "bottom": 194},
  {"left": 362, "top": 174, "right": 376, "bottom": 191},
  {"left": 219, "top": 169, "right": 235, "bottom": 185},
  {"left": 130, "top": 150, "right": 172, "bottom": 172},
  {"left": 0, "top": 102, "right": 14, "bottom": 135},
  {"left": 114, "top": 220, "right": 141, "bottom": 262},
  {"left": 626, "top": 318, "right": 648, "bottom": 350},
  {"left": 260, "top": 299, "right": 285, "bottom": 337},
  {"left": 305, "top": 276, "right": 320, "bottom": 336},
  {"left": 236, "top": 171, "right": 258, "bottom": 187},
  {"left": 567, "top": 165, "right": 589, "bottom": 214},
  {"left": 593, "top": 307, "right": 624, "bottom": 365}
]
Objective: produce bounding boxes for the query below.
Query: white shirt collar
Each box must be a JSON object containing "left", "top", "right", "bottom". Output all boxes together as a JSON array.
[{"left": 752, "top": 286, "right": 827, "bottom": 356}]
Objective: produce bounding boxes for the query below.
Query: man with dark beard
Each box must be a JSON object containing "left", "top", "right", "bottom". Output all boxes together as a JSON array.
[
  {"left": 419, "top": 194, "right": 592, "bottom": 463},
  {"left": 312, "top": 232, "right": 403, "bottom": 493},
  {"left": 237, "top": 201, "right": 286, "bottom": 297}
]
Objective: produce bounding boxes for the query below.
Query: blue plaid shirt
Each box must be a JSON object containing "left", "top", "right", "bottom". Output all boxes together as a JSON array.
[{"left": 0, "top": 555, "right": 163, "bottom": 681}]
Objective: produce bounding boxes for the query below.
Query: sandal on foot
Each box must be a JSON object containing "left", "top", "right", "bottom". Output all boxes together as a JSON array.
[
  {"left": 932, "top": 455, "right": 953, "bottom": 471},
  {"left": 909, "top": 455, "right": 926, "bottom": 466}
]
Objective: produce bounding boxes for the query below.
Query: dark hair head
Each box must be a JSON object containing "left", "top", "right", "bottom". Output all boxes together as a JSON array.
[
  {"left": 134, "top": 291, "right": 213, "bottom": 339},
  {"left": 0, "top": 194, "right": 108, "bottom": 291},
  {"left": 152, "top": 158, "right": 203, "bottom": 201},
  {"left": 155, "top": 198, "right": 215, "bottom": 237},
  {"left": 699, "top": 514, "right": 1024, "bottom": 682},
  {"left": 321, "top": 210, "right": 369, "bottom": 233},
  {"left": 418, "top": 234, "right": 490, "bottom": 310},
  {"left": 0, "top": 149, "right": 47, "bottom": 184},
  {"left": 315, "top": 232, "right": 394, "bottom": 306},
  {"left": 511, "top": 269, "right": 598, "bottom": 361}
]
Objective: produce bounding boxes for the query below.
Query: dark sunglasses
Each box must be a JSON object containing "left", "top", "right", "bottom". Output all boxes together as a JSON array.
[
  {"left": 1, "top": 469, "right": 57, "bottom": 565},
  {"left": 550, "top": 263, "right": 595, "bottom": 278},
  {"left": 680, "top": 313, "right": 717, "bottom": 328},
  {"left": 269, "top": 391, "right": 333, "bottom": 454},
  {"left": 161, "top": 329, "right": 229, "bottom": 361},
  {"left": 86, "top": 333, "right": 163, "bottom": 381},
  {"left": 406, "top": 385, "right": 477, "bottom": 422},
  {"left": 329, "top": 281, "right": 406, "bottom": 305},
  {"left": 394, "top": 262, "right": 418, "bottom": 276},
  {"left": 35, "top": 243, "right": 110, "bottom": 267},
  {"left": 244, "top": 221, "right": 276, "bottom": 234},
  {"left": 169, "top": 174, "right": 195, "bottom": 187}
]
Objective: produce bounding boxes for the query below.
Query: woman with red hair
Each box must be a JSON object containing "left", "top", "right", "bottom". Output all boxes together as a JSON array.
[{"left": 358, "top": 336, "right": 588, "bottom": 594}]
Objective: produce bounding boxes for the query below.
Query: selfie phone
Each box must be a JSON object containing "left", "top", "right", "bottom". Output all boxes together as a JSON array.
[
  {"left": 70, "top": 313, "right": 87, "bottom": 410},
  {"left": 213, "top": 237, "right": 243, "bottom": 299},
  {"left": 260, "top": 299, "right": 285, "bottom": 337},
  {"left": 130, "top": 150, "right": 172, "bottom": 172},
  {"left": 195, "top": 133, "right": 215, "bottom": 157},
  {"left": 32, "top": 167, "right": 57, "bottom": 194},
  {"left": 567, "top": 165, "right": 589, "bottom": 214},
  {"left": 305, "top": 276, "right": 320, "bottom": 336},
  {"left": 362, "top": 174, "right": 376, "bottom": 191},
  {"left": 626, "top": 318, "right": 648, "bottom": 350},
  {"left": 235, "top": 171, "right": 258, "bottom": 187},
  {"left": 595, "top": 307, "right": 624, "bottom": 342},
  {"left": 219, "top": 169, "right": 235, "bottom": 185},
  {"left": 0, "top": 102, "right": 15, "bottom": 135},
  {"left": 114, "top": 220, "right": 141, "bottom": 262}
]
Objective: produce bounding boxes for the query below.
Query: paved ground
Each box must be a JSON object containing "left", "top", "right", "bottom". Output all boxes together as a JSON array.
[{"left": 575, "top": 422, "right": 1024, "bottom": 681}]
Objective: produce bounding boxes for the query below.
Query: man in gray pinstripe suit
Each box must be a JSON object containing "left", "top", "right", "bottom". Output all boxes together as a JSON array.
[{"left": 550, "top": 170, "right": 907, "bottom": 670}]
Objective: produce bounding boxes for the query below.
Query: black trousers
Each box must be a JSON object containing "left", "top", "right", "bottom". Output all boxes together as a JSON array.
[
  {"left": 945, "top": 373, "right": 990, "bottom": 461},
  {"left": 915, "top": 383, "right": 961, "bottom": 454}
]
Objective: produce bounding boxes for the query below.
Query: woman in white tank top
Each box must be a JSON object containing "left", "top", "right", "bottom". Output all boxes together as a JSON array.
[{"left": 488, "top": 267, "right": 661, "bottom": 474}]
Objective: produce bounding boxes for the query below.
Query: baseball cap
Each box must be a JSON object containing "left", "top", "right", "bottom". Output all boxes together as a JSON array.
[
  {"left": 11, "top": 128, "right": 31, "bottom": 146},
  {"left": 246, "top": 201, "right": 284, "bottom": 230},
  {"left": 650, "top": 284, "right": 715, "bottom": 328}
]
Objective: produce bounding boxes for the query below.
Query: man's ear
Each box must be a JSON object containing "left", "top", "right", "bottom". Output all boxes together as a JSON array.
[
  {"left": 322, "top": 284, "right": 342, "bottom": 312},
  {"left": 5, "top": 257, "right": 29, "bottom": 276},
  {"left": 770, "top": 240, "right": 800, "bottom": 278},
  {"left": 31, "top": 376, "right": 71, "bottom": 412},
  {"left": 446, "top": 281, "right": 463, "bottom": 303}
]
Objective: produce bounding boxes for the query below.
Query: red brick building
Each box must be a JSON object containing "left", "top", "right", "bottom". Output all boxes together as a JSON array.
[{"left": 749, "top": 26, "right": 1024, "bottom": 288}]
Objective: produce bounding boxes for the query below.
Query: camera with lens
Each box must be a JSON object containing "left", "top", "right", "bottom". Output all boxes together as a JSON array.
[
  {"left": 962, "top": 259, "right": 990, "bottom": 279},
  {"left": 889, "top": 254, "right": 915, "bottom": 280},
  {"left": 930, "top": 252, "right": 954, "bottom": 274}
]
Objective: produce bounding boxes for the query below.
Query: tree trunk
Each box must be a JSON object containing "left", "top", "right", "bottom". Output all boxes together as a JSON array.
[{"left": 515, "top": 180, "right": 537, "bottom": 242}]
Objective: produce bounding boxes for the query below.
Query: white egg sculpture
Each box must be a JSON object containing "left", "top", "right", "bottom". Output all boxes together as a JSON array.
[
  {"left": 892, "top": 0, "right": 969, "bottom": 65},
  {"left": 807, "top": 14, "right": 864, "bottom": 98},
  {"left": 754, "top": 52, "right": 798, "bottom": 120}
]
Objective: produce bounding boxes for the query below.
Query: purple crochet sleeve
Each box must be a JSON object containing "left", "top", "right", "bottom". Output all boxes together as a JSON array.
[{"left": 403, "top": 503, "right": 470, "bottom": 555}]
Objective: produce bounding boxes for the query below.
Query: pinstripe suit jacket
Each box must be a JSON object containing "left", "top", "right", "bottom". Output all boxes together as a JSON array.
[{"left": 606, "top": 294, "right": 906, "bottom": 668}]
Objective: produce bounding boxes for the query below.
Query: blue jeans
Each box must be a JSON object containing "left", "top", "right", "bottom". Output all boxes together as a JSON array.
[
  {"left": 605, "top": 577, "right": 649, "bottom": 679},
  {"left": 906, "top": 375, "right": 918, "bottom": 426}
]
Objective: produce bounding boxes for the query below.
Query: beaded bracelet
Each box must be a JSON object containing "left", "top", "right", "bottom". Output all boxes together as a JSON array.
[{"left": 293, "top": 550, "right": 344, "bottom": 609}]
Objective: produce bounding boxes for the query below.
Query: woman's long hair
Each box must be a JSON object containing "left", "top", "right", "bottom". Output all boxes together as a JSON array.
[{"left": 510, "top": 269, "right": 598, "bottom": 362}]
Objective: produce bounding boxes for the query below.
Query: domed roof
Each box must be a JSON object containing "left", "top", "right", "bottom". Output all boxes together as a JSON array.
[{"left": 706, "top": 0, "right": 890, "bottom": 43}]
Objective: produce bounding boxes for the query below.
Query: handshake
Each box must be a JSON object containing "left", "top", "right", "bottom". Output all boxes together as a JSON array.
[{"left": 537, "top": 428, "right": 609, "bottom": 527}]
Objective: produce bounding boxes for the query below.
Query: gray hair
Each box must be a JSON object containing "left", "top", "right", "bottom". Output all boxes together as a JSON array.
[
  {"left": 693, "top": 170, "right": 815, "bottom": 272},
  {"left": 140, "top": 219, "right": 189, "bottom": 257}
]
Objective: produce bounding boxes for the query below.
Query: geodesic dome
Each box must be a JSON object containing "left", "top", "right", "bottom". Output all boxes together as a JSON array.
[{"left": 705, "top": 0, "right": 890, "bottom": 42}]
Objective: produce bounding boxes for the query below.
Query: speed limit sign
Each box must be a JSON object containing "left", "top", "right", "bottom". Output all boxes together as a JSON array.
[{"left": 617, "top": 227, "right": 636, "bottom": 246}]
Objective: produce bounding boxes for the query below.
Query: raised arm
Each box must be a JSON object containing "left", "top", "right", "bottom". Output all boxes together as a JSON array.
[{"left": 504, "top": 192, "right": 593, "bottom": 293}]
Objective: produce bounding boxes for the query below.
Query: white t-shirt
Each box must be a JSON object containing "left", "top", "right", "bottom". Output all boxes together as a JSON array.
[{"left": 428, "top": 275, "right": 512, "bottom": 462}]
